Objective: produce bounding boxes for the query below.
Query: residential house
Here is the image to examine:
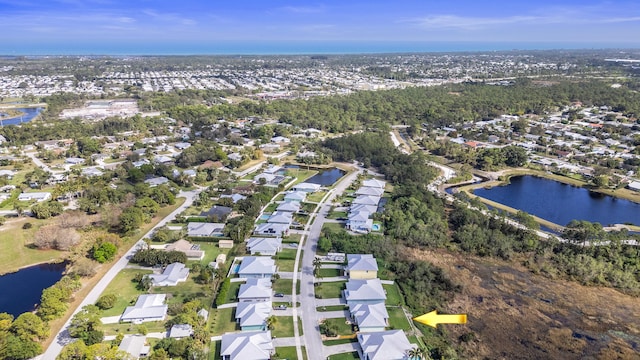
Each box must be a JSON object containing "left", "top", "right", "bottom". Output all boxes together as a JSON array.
[
  {"left": 291, "top": 182, "right": 321, "bottom": 193},
  {"left": 361, "top": 179, "right": 386, "bottom": 189},
  {"left": 200, "top": 205, "right": 233, "bottom": 221},
  {"left": 144, "top": 176, "right": 170, "bottom": 187},
  {"left": 169, "top": 324, "right": 194, "bottom": 339},
  {"left": 0, "top": 170, "right": 16, "bottom": 179},
  {"left": 357, "top": 330, "right": 414, "bottom": 360},
  {"left": 349, "top": 204, "right": 378, "bottom": 215},
  {"left": 121, "top": 294, "right": 168, "bottom": 323},
  {"left": 220, "top": 193, "right": 247, "bottom": 203},
  {"left": 165, "top": 239, "right": 205, "bottom": 260},
  {"left": 81, "top": 167, "right": 103, "bottom": 177},
  {"left": 18, "top": 192, "right": 51, "bottom": 202},
  {"left": 263, "top": 165, "right": 283, "bottom": 174},
  {"left": 353, "top": 195, "right": 381, "bottom": 207},
  {"left": 187, "top": 222, "right": 225, "bottom": 237},
  {"left": 118, "top": 335, "right": 150, "bottom": 359},
  {"left": 270, "top": 136, "right": 290, "bottom": 144},
  {"left": 346, "top": 211, "right": 373, "bottom": 233},
  {"left": 220, "top": 331, "right": 274, "bottom": 360},
  {"left": 276, "top": 201, "right": 301, "bottom": 213},
  {"left": 235, "top": 301, "right": 272, "bottom": 331},
  {"left": 284, "top": 191, "right": 306, "bottom": 203},
  {"left": 344, "top": 279, "right": 386, "bottom": 305},
  {"left": 65, "top": 157, "right": 85, "bottom": 165},
  {"left": 238, "top": 256, "right": 277, "bottom": 279},
  {"left": 350, "top": 303, "right": 389, "bottom": 333},
  {"left": 254, "top": 223, "right": 289, "bottom": 237},
  {"left": 628, "top": 181, "right": 640, "bottom": 192},
  {"left": 355, "top": 187, "right": 384, "bottom": 197},
  {"left": 345, "top": 254, "right": 378, "bottom": 279},
  {"left": 267, "top": 211, "right": 293, "bottom": 225},
  {"left": 246, "top": 237, "right": 282, "bottom": 256},
  {"left": 238, "top": 278, "right": 272, "bottom": 302},
  {"left": 147, "top": 262, "right": 189, "bottom": 287}
]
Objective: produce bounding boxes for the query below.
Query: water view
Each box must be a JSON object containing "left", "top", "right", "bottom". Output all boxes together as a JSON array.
[
  {"left": 0, "top": 262, "right": 66, "bottom": 317},
  {"left": 474, "top": 175, "right": 640, "bottom": 227},
  {"left": 0, "top": 107, "right": 44, "bottom": 126},
  {"left": 304, "top": 168, "right": 346, "bottom": 186}
]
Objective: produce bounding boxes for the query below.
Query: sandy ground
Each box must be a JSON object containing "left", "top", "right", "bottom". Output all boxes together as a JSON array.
[{"left": 405, "top": 247, "right": 640, "bottom": 360}]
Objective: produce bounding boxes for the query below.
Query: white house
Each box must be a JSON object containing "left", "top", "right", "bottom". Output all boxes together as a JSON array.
[
  {"left": 276, "top": 201, "right": 301, "bottom": 213},
  {"left": 144, "top": 176, "right": 170, "bottom": 187},
  {"left": 267, "top": 211, "right": 293, "bottom": 225},
  {"left": 187, "top": 222, "right": 225, "bottom": 237},
  {"left": 362, "top": 179, "right": 386, "bottom": 189},
  {"left": 357, "top": 330, "right": 414, "bottom": 360},
  {"left": 254, "top": 223, "right": 289, "bottom": 237},
  {"left": 284, "top": 191, "right": 306, "bottom": 203},
  {"left": 353, "top": 195, "right": 381, "bottom": 207},
  {"left": 18, "top": 192, "right": 51, "bottom": 202},
  {"left": 235, "top": 301, "right": 272, "bottom": 331},
  {"left": 344, "top": 279, "right": 386, "bottom": 306},
  {"left": 346, "top": 211, "right": 373, "bottom": 233},
  {"left": 220, "top": 331, "right": 274, "bottom": 360},
  {"left": 291, "top": 182, "right": 321, "bottom": 193},
  {"left": 147, "top": 262, "right": 190, "bottom": 287},
  {"left": 350, "top": 303, "right": 389, "bottom": 333},
  {"left": 169, "top": 324, "right": 194, "bottom": 339},
  {"left": 118, "top": 335, "right": 150, "bottom": 359},
  {"left": 121, "top": 294, "right": 168, "bottom": 323},
  {"left": 238, "top": 278, "right": 273, "bottom": 302},
  {"left": 238, "top": 256, "right": 277, "bottom": 279},
  {"left": 355, "top": 187, "right": 384, "bottom": 197},
  {"left": 246, "top": 237, "right": 283, "bottom": 256}
]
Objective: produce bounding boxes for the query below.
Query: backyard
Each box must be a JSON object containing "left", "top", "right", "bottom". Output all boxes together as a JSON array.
[
  {"left": 383, "top": 283, "right": 404, "bottom": 306},
  {"left": 98, "top": 268, "right": 152, "bottom": 317},
  {"left": 315, "top": 281, "right": 346, "bottom": 299}
]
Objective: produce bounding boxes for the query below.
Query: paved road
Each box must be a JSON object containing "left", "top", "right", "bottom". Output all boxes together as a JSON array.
[
  {"left": 299, "top": 168, "right": 362, "bottom": 360},
  {"left": 41, "top": 189, "right": 201, "bottom": 360}
]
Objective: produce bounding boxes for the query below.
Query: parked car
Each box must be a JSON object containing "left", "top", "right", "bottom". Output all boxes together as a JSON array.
[
  {"left": 274, "top": 293, "right": 285, "bottom": 297},
  {"left": 273, "top": 305, "right": 287, "bottom": 310}
]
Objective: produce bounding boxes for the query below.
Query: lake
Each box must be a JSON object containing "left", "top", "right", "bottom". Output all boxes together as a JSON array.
[
  {"left": 0, "top": 107, "right": 44, "bottom": 126},
  {"left": 304, "top": 168, "right": 346, "bottom": 186},
  {"left": 0, "top": 262, "right": 66, "bottom": 317},
  {"left": 474, "top": 175, "right": 640, "bottom": 227}
]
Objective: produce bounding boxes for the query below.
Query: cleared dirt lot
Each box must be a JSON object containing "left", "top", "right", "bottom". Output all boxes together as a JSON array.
[{"left": 405, "top": 247, "right": 640, "bottom": 360}]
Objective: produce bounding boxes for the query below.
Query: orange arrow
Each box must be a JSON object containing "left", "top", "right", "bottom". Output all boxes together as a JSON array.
[{"left": 413, "top": 310, "right": 467, "bottom": 328}]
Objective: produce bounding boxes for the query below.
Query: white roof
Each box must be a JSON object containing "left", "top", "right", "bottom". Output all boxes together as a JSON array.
[
  {"left": 118, "top": 335, "right": 149, "bottom": 359},
  {"left": 238, "top": 257, "right": 277, "bottom": 276},
  {"left": 276, "top": 201, "right": 301, "bottom": 212},
  {"left": 293, "top": 182, "right": 322, "bottom": 192},
  {"left": 220, "top": 331, "right": 273, "bottom": 360},
  {"left": 353, "top": 195, "right": 381, "bottom": 206},
  {"left": 236, "top": 301, "right": 272, "bottom": 327},
  {"left": 344, "top": 279, "right": 386, "bottom": 303},
  {"left": 121, "top": 294, "right": 168, "bottom": 321},
  {"left": 187, "top": 222, "right": 225, "bottom": 237},
  {"left": 284, "top": 191, "right": 306, "bottom": 202},
  {"left": 148, "top": 262, "right": 189, "bottom": 286},
  {"left": 350, "top": 302, "right": 388, "bottom": 328},
  {"left": 247, "top": 237, "right": 282, "bottom": 254},
  {"left": 348, "top": 211, "right": 370, "bottom": 222},
  {"left": 267, "top": 211, "right": 293, "bottom": 225},
  {"left": 357, "top": 330, "right": 414, "bottom": 360},
  {"left": 355, "top": 187, "right": 384, "bottom": 197},
  {"left": 362, "top": 179, "right": 386, "bottom": 189},
  {"left": 346, "top": 254, "right": 378, "bottom": 272},
  {"left": 254, "top": 223, "right": 289, "bottom": 236},
  {"left": 169, "top": 324, "right": 193, "bottom": 338}
]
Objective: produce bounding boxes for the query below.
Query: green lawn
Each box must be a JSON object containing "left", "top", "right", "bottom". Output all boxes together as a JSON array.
[
  {"left": 315, "top": 281, "right": 345, "bottom": 299},
  {"left": 317, "top": 305, "right": 348, "bottom": 312},
  {"left": 209, "top": 340, "right": 221, "bottom": 360},
  {"left": 275, "top": 248, "right": 299, "bottom": 272},
  {"left": 271, "top": 316, "right": 294, "bottom": 337},
  {"left": 192, "top": 241, "right": 230, "bottom": 266},
  {"left": 327, "top": 211, "right": 348, "bottom": 220},
  {"left": 284, "top": 169, "right": 317, "bottom": 186},
  {"left": 0, "top": 217, "right": 64, "bottom": 274},
  {"left": 211, "top": 308, "right": 238, "bottom": 335},
  {"left": 99, "top": 269, "right": 152, "bottom": 317},
  {"left": 323, "top": 338, "right": 356, "bottom": 346},
  {"left": 306, "top": 191, "right": 328, "bottom": 203},
  {"left": 324, "top": 318, "right": 353, "bottom": 336},
  {"left": 149, "top": 276, "right": 213, "bottom": 306},
  {"left": 383, "top": 283, "right": 404, "bottom": 306},
  {"left": 264, "top": 203, "right": 278, "bottom": 213},
  {"left": 321, "top": 222, "right": 344, "bottom": 233},
  {"left": 224, "top": 281, "right": 244, "bottom": 303},
  {"left": 276, "top": 259, "right": 296, "bottom": 272},
  {"left": 318, "top": 268, "right": 342, "bottom": 278},
  {"left": 101, "top": 322, "right": 166, "bottom": 336},
  {"left": 328, "top": 351, "right": 360, "bottom": 360},
  {"left": 387, "top": 307, "right": 411, "bottom": 331},
  {"left": 283, "top": 233, "right": 302, "bottom": 243},
  {"left": 274, "top": 346, "right": 308, "bottom": 360},
  {"left": 273, "top": 278, "right": 293, "bottom": 295}
]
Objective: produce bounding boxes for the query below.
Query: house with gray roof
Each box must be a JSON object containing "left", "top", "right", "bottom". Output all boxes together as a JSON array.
[
  {"left": 220, "top": 330, "right": 274, "bottom": 360},
  {"left": 276, "top": 201, "right": 301, "bottom": 213},
  {"left": 291, "top": 182, "right": 322, "bottom": 193},
  {"left": 350, "top": 302, "right": 389, "bottom": 333},
  {"left": 187, "top": 222, "right": 225, "bottom": 237},
  {"left": 357, "top": 330, "right": 414, "bottom": 360},
  {"left": 148, "top": 262, "right": 189, "bottom": 287},
  {"left": 344, "top": 279, "right": 386, "bottom": 305},
  {"left": 346, "top": 211, "right": 373, "bottom": 233},
  {"left": 235, "top": 301, "right": 272, "bottom": 331},
  {"left": 121, "top": 294, "right": 168, "bottom": 323},
  {"left": 267, "top": 211, "right": 293, "bottom": 225},
  {"left": 200, "top": 205, "right": 233, "bottom": 221},
  {"left": 246, "top": 237, "right": 282, "bottom": 256},
  {"left": 118, "top": 335, "right": 150, "bottom": 359},
  {"left": 355, "top": 187, "right": 385, "bottom": 197},
  {"left": 350, "top": 204, "right": 378, "bottom": 215},
  {"left": 362, "top": 179, "right": 386, "bottom": 189},
  {"left": 17, "top": 192, "right": 51, "bottom": 202},
  {"left": 238, "top": 257, "right": 277, "bottom": 279},
  {"left": 345, "top": 254, "right": 379, "bottom": 279},
  {"left": 353, "top": 195, "right": 381, "bottom": 206},
  {"left": 238, "top": 278, "right": 272, "bottom": 302},
  {"left": 284, "top": 191, "right": 306, "bottom": 202},
  {"left": 254, "top": 223, "right": 289, "bottom": 237},
  {"left": 169, "top": 324, "right": 194, "bottom": 339},
  {"left": 144, "top": 176, "right": 170, "bottom": 187},
  {"left": 220, "top": 193, "right": 247, "bottom": 203}
]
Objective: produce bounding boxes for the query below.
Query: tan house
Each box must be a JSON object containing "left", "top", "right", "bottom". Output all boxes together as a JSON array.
[
  {"left": 345, "top": 254, "right": 378, "bottom": 279},
  {"left": 165, "top": 240, "right": 205, "bottom": 260},
  {"left": 219, "top": 240, "right": 234, "bottom": 249}
]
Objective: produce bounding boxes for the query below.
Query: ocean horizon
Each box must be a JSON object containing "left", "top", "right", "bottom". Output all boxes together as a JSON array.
[{"left": 2, "top": 41, "right": 640, "bottom": 56}]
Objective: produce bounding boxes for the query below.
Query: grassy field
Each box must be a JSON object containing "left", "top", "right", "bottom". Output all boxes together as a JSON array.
[
  {"left": 210, "top": 308, "right": 238, "bottom": 335},
  {"left": 315, "top": 281, "right": 345, "bottom": 299},
  {"left": 323, "top": 338, "right": 356, "bottom": 346},
  {"left": 317, "top": 305, "right": 348, "bottom": 312},
  {"left": 383, "top": 283, "right": 404, "bottom": 306},
  {"left": 324, "top": 318, "right": 353, "bottom": 336},
  {"left": 387, "top": 307, "right": 411, "bottom": 330},
  {"left": 101, "top": 321, "right": 166, "bottom": 336},
  {"left": 98, "top": 269, "right": 152, "bottom": 317},
  {"left": 149, "top": 276, "right": 213, "bottom": 306},
  {"left": 328, "top": 351, "right": 359, "bottom": 360},
  {"left": 209, "top": 340, "right": 221, "bottom": 360},
  {"left": 318, "top": 268, "right": 342, "bottom": 278},
  {"left": 306, "top": 191, "right": 328, "bottom": 203},
  {"left": 191, "top": 241, "right": 230, "bottom": 266},
  {"left": 271, "top": 316, "right": 294, "bottom": 337},
  {"left": 275, "top": 248, "right": 299, "bottom": 272},
  {"left": 0, "top": 217, "right": 65, "bottom": 274},
  {"left": 274, "top": 346, "right": 308, "bottom": 360},
  {"left": 273, "top": 278, "right": 293, "bottom": 295},
  {"left": 322, "top": 222, "right": 344, "bottom": 233},
  {"left": 283, "top": 233, "right": 302, "bottom": 243},
  {"left": 224, "top": 281, "right": 243, "bottom": 303},
  {"left": 327, "top": 211, "right": 348, "bottom": 220}
]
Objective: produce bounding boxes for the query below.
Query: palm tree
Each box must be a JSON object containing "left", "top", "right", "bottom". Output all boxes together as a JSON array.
[
  {"left": 407, "top": 346, "right": 430, "bottom": 360},
  {"left": 312, "top": 257, "right": 323, "bottom": 278},
  {"left": 266, "top": 315, "right": 277, "bottom": 330}
]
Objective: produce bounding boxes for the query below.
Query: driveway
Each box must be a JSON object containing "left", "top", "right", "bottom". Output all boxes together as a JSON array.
[
  {"left": 100, "top": 316, "right": 121, "bottom": 324},
  {"left": 316, "top": 298, "right": 345, "bottom": 307},
  {"left": 324, "top": 342, "right": 360, "bottom": 356},
  {"left": 317, "top": 310, "right": 350, "bottom": 320},
  {"left": 273, "top": 337, "right": 299, "bottom": 347}
]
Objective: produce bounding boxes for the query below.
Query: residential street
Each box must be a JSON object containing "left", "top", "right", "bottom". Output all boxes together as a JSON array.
[{"left": 40, "top": 189, "right": 202, "bottom": 360}]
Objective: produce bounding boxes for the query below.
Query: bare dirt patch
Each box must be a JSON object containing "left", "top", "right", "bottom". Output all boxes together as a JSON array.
[{"left": 405, "top": 247, "right": 640, "bottom": 360}]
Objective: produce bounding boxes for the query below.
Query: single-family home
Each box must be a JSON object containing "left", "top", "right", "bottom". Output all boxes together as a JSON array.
[
  {"left": 350, "top": 303, "right": 389, "bottom": 333},
  {"left": 284, "top": 191, "right": 306, "bottom": 203},
  {"left": 263, "top": 165, "right": 283, "bottom": 174},
  {"left": 276, "top": 201, "right": 301, "bottom": 213},
  {"left": 235, "top": 301, "right": 272, "bottom": 331},
  {"left": 357, "top": 330, "right": 415, "bottom": 360},
  {"left": 220, "top": 193, "right": 247, "bottom": 203},
  {"left": 238, "top": 278, "right": 272, "bottom": 302},
  {"left": 165, "top": 239, "right": 205, "bottom": 260},
  {"left": 82, "top": 167, "right": 104, "bottom": 177},
  {"left": 267, "top": 211, "right": 293, "bottom": 225},
  {"left": 254, "top": 223, "right": 289, "bottom": 237},
  {"left": 270, "top": 136, "right": 290, "bottom": 144},
  {"left": 350, "top": 204, "right": 378, "bottom": 215},
  {"left": 147, "top": 262, "right": 190, "bottom": 287},
  {"left": 246, "top": 237, "right": 282, "bottom": 256},
  {"left": 65, "top": 157, "right": 85, "bottom": 165},
  {"left": 345, "top": 254, "right": 378, "bottom": 279},
  {"left": 187, "top": 222, "right": 225, "bottom": 237},
  {"left": 144, "top": 176, "right": 170, "bottom": 187},
  {"left": 353, "top": 195, "right": 381, "bottom": 207},
  {"left": 200, "top": 205, "right": 233, "bottom": 221},
  {"left": 238, "top": 256, "right": 277, "bottom": 279},
  {"left": 355, "top": 187, "right": 384, "bottom": 197},
  {"left": 17, "top": 192, "right": 52, "bottom": 202},
  {"left": 346, "top": 211, "right": 373, "bottom": 233},
  {"left": 220, "top": 331, "right": 274, "bottom": 360},
  {"left": 169, "top": 324, "right": 194, "bottom": 339},
  {"left": 627, "top": 181, "right": 640, "bottom": 192},
  {"left": 361, "top": 179, "right": 386, "bottom": 189},
  {"left": 291, "top": 182, "right": 322, "bottom": 193},
  {"left": 344, "top": 279, "right": 386, "bottom": 305},
  {"left": 118, "top": 335, "right": 150, "bottom": 359},
  {"left": 0, "top": 170, "right": 16, "bottom": 179},
  {"left": 121, "top": 294, "right": 168, "bottom": 323}
]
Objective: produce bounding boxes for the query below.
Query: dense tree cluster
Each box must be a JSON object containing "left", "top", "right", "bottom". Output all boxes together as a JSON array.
[{"left": 130, "top": 249, "right": 187, "bottom": 267}]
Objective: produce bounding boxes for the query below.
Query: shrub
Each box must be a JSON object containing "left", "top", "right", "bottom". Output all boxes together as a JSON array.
[
  {"left": 215, "top": 278, "right": 231, "bottom": 307},
  {"left": 96, "top": 294, "right": 117, "bottom": 310},
  {"left": 22, "top": 222, "right": 33, "bottom": 229}
]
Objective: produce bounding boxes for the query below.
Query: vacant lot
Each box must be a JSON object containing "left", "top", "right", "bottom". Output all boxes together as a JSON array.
[
  {"left": 407, "top": 247, "right": 640, "bottom": 360},
  {"left": 0, "top": 217, "right": 64, "bottom": 274}
]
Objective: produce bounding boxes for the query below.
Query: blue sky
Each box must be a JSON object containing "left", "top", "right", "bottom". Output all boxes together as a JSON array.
[{"left": 2, "top": 0, "right": 640, "bottom": 53}]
